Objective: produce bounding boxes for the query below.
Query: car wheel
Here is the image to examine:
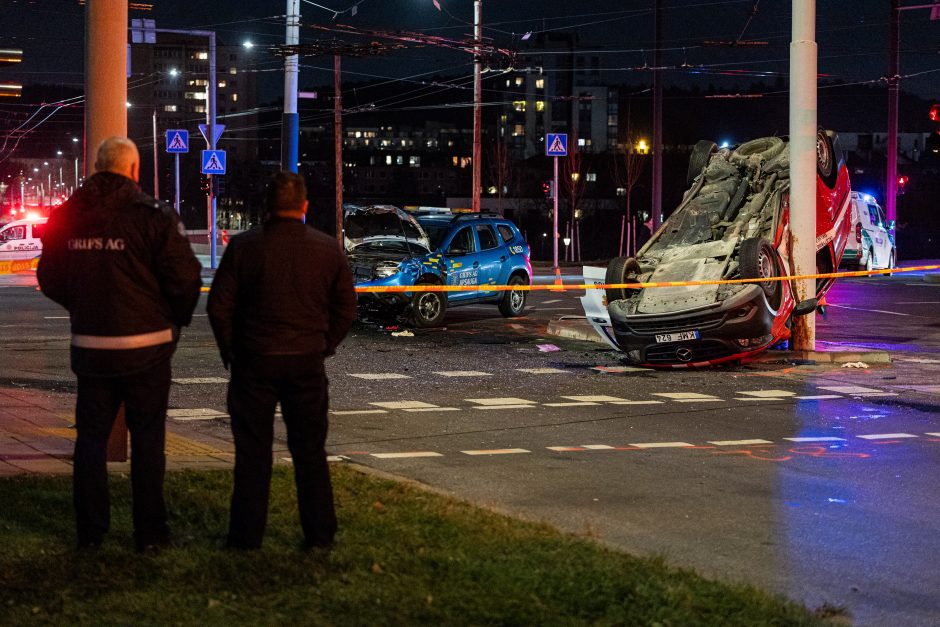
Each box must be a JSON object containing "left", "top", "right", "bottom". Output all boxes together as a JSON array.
[
  {"left": 816, "top": 129, "right": 839, "bottom": 188},
  {"left": 605, "top": 256, "right": 641, "bottom": 304},
  {"left": 739, "top": 237, "right": 781, "bottom": 306},
  {"left": 687, "top": 140, "right": 717, "bottom": 187},
  {"left": 730, "top": 136, "right": 785, "bottom": 165},
  {"left": 498, "top": 274, "right": 527, "bottom": 317},
  {"left": 411, "top": 280, "right": 447, "bottom": 327}
]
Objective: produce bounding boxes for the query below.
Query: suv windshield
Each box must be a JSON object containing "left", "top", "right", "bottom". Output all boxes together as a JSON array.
[
  {"left": 420, "top": 224, "right": 450, "bottom": 250},
  {"left": 352, "top": 240, "right": 428, "bottom": 255}
]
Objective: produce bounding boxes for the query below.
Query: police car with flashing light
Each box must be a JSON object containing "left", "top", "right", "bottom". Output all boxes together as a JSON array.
[
  {"left": 839, "top": 191, "right": 895, "bottom": 271},
  {"left": 345, "top": 206, "right": 532, "bottom": 327}
]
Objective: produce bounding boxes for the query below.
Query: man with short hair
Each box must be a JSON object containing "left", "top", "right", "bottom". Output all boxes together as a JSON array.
[
  {"left": 207, "top": 171, "right": 356, "bottom": 550},
  {"left": 38, "top": 136, "right": 202, "bottom": 551}
]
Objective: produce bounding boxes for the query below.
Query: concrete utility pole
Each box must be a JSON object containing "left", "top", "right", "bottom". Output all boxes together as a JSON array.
[
  {"left": 334, "top": 54, "right": 343, "bottom": 246},
  {"left": 789, "top": 0, "right": 818, "bottom": 350},
  {"left": 85, "top": 0, "right": 127, "bottom": 175},
  {"left": 282, "top": 0, "right": 300, "bottom": 173},
  {"left": 472, "top": 0, "right": 482, "bottom": 213},
  {"left": 651, "top": 0, "right": 663, "bottom": 232},
  {"left": 886, "top": 0, "right": 900, "bottom": 228}
]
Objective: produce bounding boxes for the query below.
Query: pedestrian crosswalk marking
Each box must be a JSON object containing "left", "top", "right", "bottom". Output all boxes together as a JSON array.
[
  {"left": 371, "top": 451, "right": 443, "bottom": 459},
  {"left": 516, "top": 368, "right": 569, "bottom": 374},
  {"left": 708, "top": 439, "right": 774, "bottom": 446},
  {"left": 349, "top": 373, "right": 412, "bottom": 380},
  {"left": 542, "top": 401, "right": 599, "bottom": 407},
  {"left": 466, "top": 397, "right": 535, "bottom": 405},
  {"left": 857, "top": 433, "right": 917, "bottom": 440},
  {"left": 818, "top": 385, "right": 898, "bottom": 396},
  {"left": 370, "top": 400, "right": 438, "bottom": 410},
  {"left": 168, "top": 408, "right": 227, "bottom": 420},
  {"left": 737, "top": 390, "right": 796, "bottom": 398},
  {"left": 404, "top": 407, "right": 461, "bottom": 412},
  {"left": 652, "top": 393, "right": 722, "bottom": 402},
  {"left": 784, "top": 437, "right": 846, "bottom": 442},
  {"left": 433, "top": 371, "right": 492, "bottom": 377},
  {"left": 630, "top": 442, "right": 695, "bottom": 449},
  {"left": 562, "top": 395, "right": 627, "bottom": 402},
  {"left": 796, "top": 395, "right": 844, "bottom": 400},
  {"left": 461, "top": 448, "right": 530, "bottom": 456},
  {"left": 173, "top": 377, "right": 229, "bottom": 385},
  {"left": 331, "top": 409, "right": 387, "bottom": 415}
]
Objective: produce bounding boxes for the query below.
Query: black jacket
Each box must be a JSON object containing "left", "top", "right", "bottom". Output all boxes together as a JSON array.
[
  {"left": 37, "top": 172, "right": 202, "bottom": 375},
  {"left": 207, "top": 217, "right": 357, "bottom": 364}
]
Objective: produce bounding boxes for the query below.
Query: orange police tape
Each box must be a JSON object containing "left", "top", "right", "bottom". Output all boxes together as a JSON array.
[
  {"left": 197, "top": 264, "right": 940, "bottom": 294},
  {"left": 0, "top": 258, "right": 40, "bottom": 275}
]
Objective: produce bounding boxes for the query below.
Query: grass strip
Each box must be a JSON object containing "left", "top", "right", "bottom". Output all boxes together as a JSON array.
[{"left": 0, "top": 465, "right": 828, "bottom": 626}]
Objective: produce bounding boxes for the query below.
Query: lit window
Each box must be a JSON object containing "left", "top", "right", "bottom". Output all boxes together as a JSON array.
[
  {"left": 535, "top": 78, "right": 544, "bottom": 89},
  {"left": 396, "top": 155, "right": 403, "bottom": 165},
  {"left": 386, "top": 155, "right": 393, "bottom": 165},
  {"left": 163, "top": 105, "right": 178, "bottom": 112},
  {"left": 218, "top": 80, "right": 227, "bottom": 88},
  {"left": 460, "top": 157, "right": 471, "bottom": 168},
  {"left": 513, "top": 100, "right": 526, "bottom": 112},
  {"left": 232, "top": 93, "right": 238, "bottom": 102},
  {"left": 229, "top": 67, "right": 237, "bottom": 75},
  {"left": 512, "top": 124, "right": 524, "bottom": 137},
  {"left": 515, "top": 76, "right": 524, "bottom": 87},
  {"left": 355, "top": 131, "right": 362, "bottom": 138},
  {"left": 571, "top": 172, "right": 580, "bottom": 181},
  {"left": 586, "top": 172, "right": 596, "bottom": 182},
  {"left": 409, "top": 156, "right": 421, "bottom": 167},
  {"left": 196, "top": 52, "right": 208, "bottom": 60},
  {"left": 578, "top": 138, "right": 586, "bottom": 147},
  {"left": 194, "top": 105, "right": 206, "bottom": 113},
  {"left": 188, "top": 79, "right": 208, "bottom": 87},
  {"left": 452, "top": 156, "right": 459, "bottom": 166},
  {"left": 616, "top": 187, "right": 627, "bottom": 197},
  {"left": 535, "top": 101, "right": 545, "bottom": 112},
  {"left": 505, "top": 79, "right": 510, "bottom": 87},
  {"left": 500, "top": 114, "right": 507, "bottom": 123},
  {"left": 184, "top": 92, "right": 207, "bottom": 100}
]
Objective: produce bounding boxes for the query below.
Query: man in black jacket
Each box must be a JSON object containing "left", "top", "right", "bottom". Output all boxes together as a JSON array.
[
  {"left": 207, "top": 171, "right": 356, "bottom": 550},
  {"left": 38, "top": 136, "right": 202, "bottom": 551}
]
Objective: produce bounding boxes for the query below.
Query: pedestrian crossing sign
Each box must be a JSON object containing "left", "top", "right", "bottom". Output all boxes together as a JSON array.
[
  {"left": 546, "top": 133, "right": 567, "bottom": 157},
  {"left": 201, "top": 150, "right": 226, "bottom": 175},
  {"left": 165, "top": 130, "right": 189, "bottom": 154}
]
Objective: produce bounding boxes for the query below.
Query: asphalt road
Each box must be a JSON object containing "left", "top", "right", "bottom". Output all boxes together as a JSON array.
[{"left": 2, "top": 268, "right": 940, "bottom": 626}]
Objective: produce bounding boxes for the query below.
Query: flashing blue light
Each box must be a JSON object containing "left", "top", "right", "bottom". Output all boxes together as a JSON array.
[
  {"left": 719, "top": 140, "right": 731, "bottom": 149},
  {"left": 859, "top": 191, "right": 879, "bottom": 204}
]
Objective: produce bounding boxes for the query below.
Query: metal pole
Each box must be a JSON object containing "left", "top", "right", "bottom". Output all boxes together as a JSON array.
[
  {"left": 281, "top": 0, "right": 300, "bottom": 173},
  {"left": 886, "top": 0, "right": 899, "bottom": 230},
  {"left": 651, "top": 0, "right": 663, "bottom": 232},
  {"left": 152, "top": 108, "right": 159, "bottom": 199},
  {"left": 334, "top": 54, "right": 343, "bottom": 246},
  {"left": 471, "top": 0, "right": 482, "bottom": 213},
  {"left": 553, "top": 155, "right": 559, "bottom": 270},
  {"left": 789, "top": 0, "right": 817, "bottom": 350},
  {"left": 208, "top": 32, "right": 217, "bottom": 269},
  {"left": 85, "top": 0, "right": 127, "bottom": 176},
  {"left": 174, "top": 153, "right": 180, "bottom": 215}
]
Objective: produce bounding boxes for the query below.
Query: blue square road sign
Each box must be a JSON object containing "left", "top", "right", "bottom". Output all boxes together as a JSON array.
[
  {"left": 201, "top": 150, "right": 226, "bottom": 175},
  {"left": 546, "top": 133, "right": 568, "bottom": 157},
  {"left": 165, "top": 130, "right": 189, "bottom": 154}
]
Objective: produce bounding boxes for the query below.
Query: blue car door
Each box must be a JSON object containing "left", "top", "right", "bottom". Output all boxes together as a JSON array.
[
  {"left": 474, "top": 224, "right": 504, "bottom": 298},
  {"left": 443, "top": 225, "right": 483, "bottom": 303}
]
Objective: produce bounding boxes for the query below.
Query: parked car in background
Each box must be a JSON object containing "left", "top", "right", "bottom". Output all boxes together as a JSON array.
[
  {"left": 839, "top": 191, "right": 895, "bottom": 271},
  {"left": 0, "top": 216, "right": 47, "bottom": 261},
  {"left": 597, "top": 130, "right": 851, "bottom": 367},
  {"left": 345, "top": 206, "right": 532, "bottom": 327}
]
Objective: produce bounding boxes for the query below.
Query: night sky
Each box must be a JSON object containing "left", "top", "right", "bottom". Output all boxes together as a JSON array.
[{"left": 2, "top": 0, "right": 938, "bottom": 100}]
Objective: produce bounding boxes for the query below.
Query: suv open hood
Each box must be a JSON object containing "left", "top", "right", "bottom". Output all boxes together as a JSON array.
[{"left": 343, "top": 205, "right": 431, "bottom": 253}]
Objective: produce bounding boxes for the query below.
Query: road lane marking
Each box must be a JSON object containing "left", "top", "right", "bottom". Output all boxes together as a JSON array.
[
  {"left": 827, "top": 304, "right": 911, "bottom": 316},
  {"left": 737, "top": 390, "right": 796, "bottom": 398},
  {"left": 350, "top": 373, "right": 412, "bottom": 380},
  {"left": 818, "top": 386, "right": 897, "bottom": 396},
  {"left": 370, "top": 401, "right": 439, "bottom": 410},
  {"left": 173, "top": 377, "right": 229, "bottom": 384},
  {"left": 43, "top": 316, "right": 69, "bottom": 319},
  {"left": 630, "top": 442, "right": 695, "bottom": 448},
  {"left": 581, "top": 444, "right": 615, "bottom": 450},
  {"left": 371, "top": 452, "right": 443, "bottom": 459},
  {"left": 784, "top": 437, "right": 846, "bottom": 442},
  {"left": 926, "top": 433, "right": 940, "bottom": 437},
  {"left": 542, "top": 402, "right": 599, "bottom": 407},
  {"left": 562, "top": 395, "right": 627, "bottom": 402},
  {"left": 516, "top": 368, "right": 569, "bottom": 374},
  {"left": 466, "top": 397, "right": 536, "bottom": 405},
  {"left": 434, "top": 371, "right": 492, "bottom": 377},
  {"left": 796, "top": 395, "right": 844, "bottom": 400},
  {"left": 331, "top": 409, "right": 387, "bottom": 415},
  {"left": 708, "top": 439, "right": 775, "bottom": 446},
  {"left": 547, "top": 446, "right": 586, "bottom": 452},
  {"left": 461, "top": 448, "right": 530, "bottom": 455},
  {"left": 857, "top": 433, "right": 918, "bottom": 440},
  {"left": 542, "top": 299, "right": 563, "bottom": 304},
  {"left": 652, "top": 393, "right": 722, "bottom": 402}
]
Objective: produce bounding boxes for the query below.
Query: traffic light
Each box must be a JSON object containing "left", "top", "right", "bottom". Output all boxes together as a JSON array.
[
  {"left": 200, "top": 176, "right": 210, "bottom": 193},
  {"left": 929, "top": 103, "right": 939, "bottom": 122},
  {"left": 541, "top": 180, "right": 554, "bottom": 197},
  {"left": 897, "top": 174, "right": 909, "bottom": 195}
]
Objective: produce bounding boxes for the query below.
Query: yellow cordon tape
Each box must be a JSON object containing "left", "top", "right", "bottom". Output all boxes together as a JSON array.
[
  {"left": 350, "top": 264, "right": 940, "bottom": 293},
  {"left": 0, "top": 258, "right": 39, "bottom": 275}
]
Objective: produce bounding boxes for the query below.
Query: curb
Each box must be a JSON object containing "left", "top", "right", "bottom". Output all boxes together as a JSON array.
[{"left": 546, "top": 318, "right": 891, "bottom": 365}]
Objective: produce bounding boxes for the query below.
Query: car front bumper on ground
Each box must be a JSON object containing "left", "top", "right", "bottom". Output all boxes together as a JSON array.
[{"left": 607, "top": 284, "right": 784, "bottom": 367}]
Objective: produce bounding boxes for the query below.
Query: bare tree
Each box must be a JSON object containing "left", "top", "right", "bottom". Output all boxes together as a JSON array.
[
  {"left": 485, "top": 137, "right": 514, "bottom": 212},
  {"left": 611, "top": 122, "right": 646, "bottom": 257},
  {"left": 562, "top": 132, "right": 587, "bottom": 261}
]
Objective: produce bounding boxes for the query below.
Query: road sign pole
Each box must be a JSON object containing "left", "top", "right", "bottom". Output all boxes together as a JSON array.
[
  {"left": 174, "top": 153, "right": 180, "bottom": 215},
  {"left": 553, "top": 155, "right": 559, "bottom": 271}
]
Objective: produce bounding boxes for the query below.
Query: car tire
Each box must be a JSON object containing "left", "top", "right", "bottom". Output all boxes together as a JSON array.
[
  {"left": 739, "top": 237, "right": 781, "bottom": 306},
  {"left": 731, "top": 136, "right": 785, "bottom": 165},
  {"left": 816, "top": 129, "right": 839, "bottom": 188},
  {"left": 605, "top": 256, "right": 641, "bottom": 304},
  {"left": 498, "top": 274, "right": 527, "bottom": 317},
  {"left": 411, "top": 279, "right": 447, "bottom": 327},
  {"left": 687, "top": 140, "right": 717, "bottom": 187},
  {"left": 864, "top": 249, "right": 874, "bottom": 274}
]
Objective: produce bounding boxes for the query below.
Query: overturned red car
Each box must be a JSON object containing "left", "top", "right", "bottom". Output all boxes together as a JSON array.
[{"left": 602, "top": 130, "right": 851, "bottom": 367}]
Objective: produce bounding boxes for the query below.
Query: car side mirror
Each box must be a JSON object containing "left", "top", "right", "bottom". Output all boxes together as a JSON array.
[{"left": 792, "top": 298, "right": 818, "bottom": 317}]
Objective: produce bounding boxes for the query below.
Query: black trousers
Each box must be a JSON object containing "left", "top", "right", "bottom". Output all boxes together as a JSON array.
[
  {"left": 227, "top": 354, "right": 336, "bottom": 549},
  {"left": 73, "top": 360, "right": 171, "bottom": 547}
]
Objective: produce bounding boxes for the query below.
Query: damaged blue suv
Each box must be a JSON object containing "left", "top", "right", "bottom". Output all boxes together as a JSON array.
[{"left": 344, "top": 206, "right": 532, "bottom": 327}]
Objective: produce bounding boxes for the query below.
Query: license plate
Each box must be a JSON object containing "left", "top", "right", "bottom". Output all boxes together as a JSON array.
[{"left": 655, "top": 330, "right": 699, "bottom": 343}]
